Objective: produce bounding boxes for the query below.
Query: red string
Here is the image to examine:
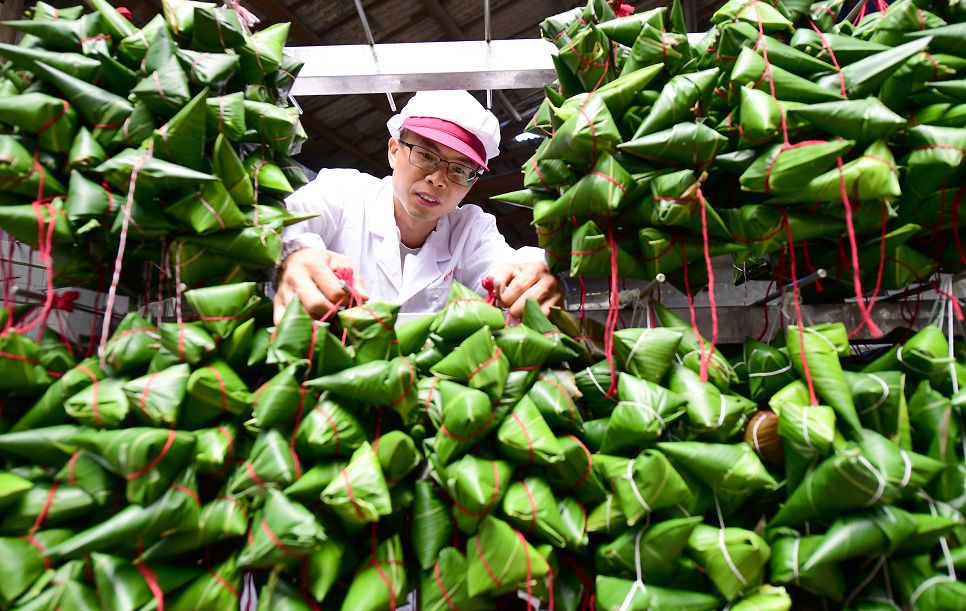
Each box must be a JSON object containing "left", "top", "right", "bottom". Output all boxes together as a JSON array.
[
  {"left": 370, "top": 525, "right": 397, "bottom": 611},
  {"left": 126, "top": 429, "right": 177, "bottom": 480},
  {"left": 932, "top": 283, "right": 965, "bottom": 321},
  {"left": 539, "top": 379, "right": 578, "bottom": 421},
  {"left": 138, "top": 371, "right": 161, "bottom": 420},
  {"left": 341, "top": 468, "right": 367, "bottom": 521},
  {"left": 66, "top": 451, "right": 81, "bottom": 486},
  {"left": 514, "top": 529, "right": 535, "bottom": 611},
  {"left": 520, "top": 480, "right": 539, "bottom": 534},
  {"left": 482, "top": 276, "right": 499, "bottom": 306},
  {"left": 577, "top": 273, "right": 587, "bottom": 321},
  {"left": 387, "top": 358, "right": 416, "bottom": 408},
  {"left": 28, "top": 482, "right": 58, "bottom": 537},
  {"left": 216, "top": 426, "right": 235, "bottom": 475},
  {"left": 434, "top": 560, "right": 458, "bottom": 610},
  {"left": 205, "top": 366, "right": 229, "bottom": 412},
  {"left": 567, "top": 435, "right": 594, "bottom": 490},
  {"left": 12, "top": 153, "right": 57, "bottom": 337},
  {"left": 836, "top": 156, "right": 883, "bottom": 337},
  {"left": 512, "top": 412, "right": 536, "bottom": 464},
  {"left": 468, "top": 347, "right": 503, "bottom": 380},
  {"left": 315, "top": 404, "right": 342, "bottom": 455},
  {"left": 135, "top": 562, "right": 165, "bottom": 611},
  {"left": 782, "top": 210, "right": 818, "bottom": 405},
  {"left": 602, "top": 222, "right": 620, "bottom": 397},
  {"left": 849, "top": 203, "right": 889, "bottom": 337},
  {"left": 99, "top": 147, "right": 153, "bottom": 366},
  {"left": 260, "top": 519, "right": 300, "bottom": 558},
  {"left": 475, "top": 534, "right": 503, "bottom": 588},
  {"left": 453, "top": 461, "right": 502, "bottom": 519},
  {"left": 696, "top": 186, "right": 718, "bottom": 382},
  {"left": 808, "top": 20, "right": 847, "bottom": 97},
  {"left": 438, "top": 412, "right": 494, "bottom": 442}
]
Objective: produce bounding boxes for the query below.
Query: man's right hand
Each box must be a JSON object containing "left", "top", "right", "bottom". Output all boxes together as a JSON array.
[{"left": 273, "top": 247, "right": 369, "bottom": 324}]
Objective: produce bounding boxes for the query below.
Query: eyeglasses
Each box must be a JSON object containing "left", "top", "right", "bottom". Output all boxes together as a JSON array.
[{"left": 398, "top": 140, "right": 482, "bottom": 187}]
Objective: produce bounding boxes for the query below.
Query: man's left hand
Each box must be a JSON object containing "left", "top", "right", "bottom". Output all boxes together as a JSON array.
[{"left": 489, "top": 262, "right": 563, "bottom": 319}]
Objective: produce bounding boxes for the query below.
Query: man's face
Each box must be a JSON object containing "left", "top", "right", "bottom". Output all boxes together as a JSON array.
[{"left": 387, "top": 132, "right": 479, "bottom": 227}]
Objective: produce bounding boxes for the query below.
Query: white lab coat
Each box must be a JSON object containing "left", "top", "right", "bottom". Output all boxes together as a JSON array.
[{"left": 281, "top": 169, "right": 547, "bottom": 313}]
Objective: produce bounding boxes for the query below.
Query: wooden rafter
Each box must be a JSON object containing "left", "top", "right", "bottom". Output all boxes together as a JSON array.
[{"left": 416, "top": 0, "right": 523, "bottom": 121}]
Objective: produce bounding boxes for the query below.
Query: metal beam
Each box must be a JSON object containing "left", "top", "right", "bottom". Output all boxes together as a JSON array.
[
  {"left": 289, "top": 39, "right": 558, "bottom": 96},
  {"left": 298, "top": 112, "right": 387, "bottom": 174}
]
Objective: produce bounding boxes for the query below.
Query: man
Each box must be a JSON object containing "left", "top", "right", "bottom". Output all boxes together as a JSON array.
[{"left": 273, "top": 90, "right": 562, "bottom": 323}]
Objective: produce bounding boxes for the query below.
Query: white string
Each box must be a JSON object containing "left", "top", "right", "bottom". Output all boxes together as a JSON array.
[
  {"left": 805, "top": 327, "right": 839, "bottom": 352},
  {"left": 617, "top": 394, "right": 669, "bottom": 430},
  {"left": 747, "top": 362, "right": 792, "bottom": 378},
  {"left": 857, "top": 455, "right": 887, "bottom": 507},
  {"left": 898, "top": 450, "right": 913, "bottom": 489},
  {"left": 625, "top": 459, "right": 652, "bottom": 514},
  {"left": 895, "top": 346, "right": 933, "bottom": 376},
  {"left": 801, "top": 403, "right": 814, "bottom": 450},
  {"left": 751, "top": 414, "right": 767, "bottom": 454},
  {"left": 625, "top": 330, "right": 651, "bottom": 372},
  {"left": 918, "top": 490, "right": 957, "bottom": 581},
  {"left": 588, "top": 368, "right": 611, "bottom": 400},
  {"left": 617, "top": 520, "right": 650, "bottom": 611},
  {"left": 858, "top": 373, "right": 891, "bottom": 415},
  {"left": 946, "top": 277, "right": 959, "bottom": 395},
  {"left": 910, "top": 575, "right": 955, "bottom": 606},
  {"left": 716, "top": 393, "right": 727, "bottom": 428},
  {"left": 714, "top": 495, "right": 748, "bottom": 587}
]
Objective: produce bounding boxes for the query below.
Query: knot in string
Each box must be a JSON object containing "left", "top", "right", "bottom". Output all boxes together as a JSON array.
[
  {"left": 223, "top": 0, "right": 260, "bottom": 30},
  {"left": 333, "top": 267, "right": 365, "bottom": 309},
  {"left": 51, "top": 290, "right": 80, "bottom": 312},
  {"left": 609, "top": 1, "right": 636, "bottom": 17},
  {"left": 481, "top": 276, "right": 499, "bottom": 306}
]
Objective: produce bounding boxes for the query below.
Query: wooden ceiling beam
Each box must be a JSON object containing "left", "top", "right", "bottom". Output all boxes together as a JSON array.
[
  {"left": 298, "top": 112, "right": 387, "bottom": 174},
  {"left": 415, "top": 0, "right": 523, "bottom": 121}
]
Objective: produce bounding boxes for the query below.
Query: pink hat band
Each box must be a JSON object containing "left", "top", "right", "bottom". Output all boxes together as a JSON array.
[{"left": 401, "top": 116, "right": 489, "bottom": 172}]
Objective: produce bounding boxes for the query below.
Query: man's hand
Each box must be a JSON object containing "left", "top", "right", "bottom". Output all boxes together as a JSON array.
[
  {"left": 489, "top": 262, "right": 563, "bottom": 319},
  {"left": 273, "top": 247, "right": 369, "bottom": 324}
]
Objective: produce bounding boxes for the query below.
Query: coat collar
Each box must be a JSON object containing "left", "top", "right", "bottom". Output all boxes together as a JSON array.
[
  {"left": 367, "top": 178, "right": 455, "bottom": 304},
  {"left": 367, "top": 177, "right": 453, "bottom": 264}
]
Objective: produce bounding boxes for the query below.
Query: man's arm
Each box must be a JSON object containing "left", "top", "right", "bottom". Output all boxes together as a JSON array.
[
  {"left": 489, "top": 260, "right": 563, "bottom": 318},
  {"left": 458, "top": 209, "right": 562, "bottom": 318},
  {"left": 274, "top": 248, "right": 370, "bottom": 323},
  {"left": 273, "top": 171, "right": 369, "bottom": 323}
]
